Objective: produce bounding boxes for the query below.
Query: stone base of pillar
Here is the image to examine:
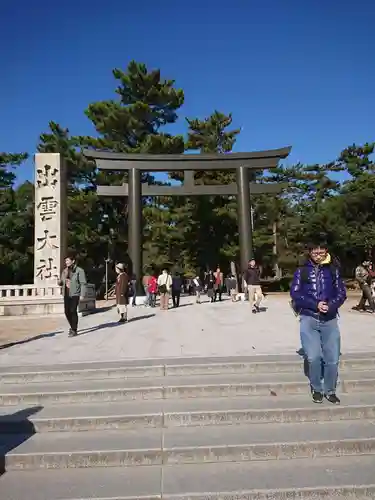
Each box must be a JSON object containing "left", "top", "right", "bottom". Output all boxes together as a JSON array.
[{"left": 0, "top": 284, "right": 96, "bottom": 317}]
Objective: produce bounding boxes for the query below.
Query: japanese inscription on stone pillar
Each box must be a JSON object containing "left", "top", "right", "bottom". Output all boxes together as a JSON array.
[{"left": 34, "top": 154, "right": 67, "bottom": 285}]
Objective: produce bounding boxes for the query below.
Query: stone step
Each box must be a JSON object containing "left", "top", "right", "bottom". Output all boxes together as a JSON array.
[
  {"left": 163, "top": 456, "right": 375, "bottom": 500},
  {"left": 3, "top": 419, "right": 375, "bottom": 470},
  {"left": 1, "top": 392, "right": 375, "bottom": 432},
  {"left": 1, "top": 456, "right": 375, "bottom": 499},
  {"left": 1, "top": 370, "right": 374, "bottom": 406},
  {"left": 0, "top": 353, "right": 374, "bottom": 383}
]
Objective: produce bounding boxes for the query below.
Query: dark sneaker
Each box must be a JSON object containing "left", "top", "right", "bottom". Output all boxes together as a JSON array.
[
  {"left": 252, "top": 307, "right": 257, "bottom": 314},
  {"left": 352, "top": 306, "right": 366, "bottom": 313},
  {"left": 68, "top": 330, "right": 77, "bottom": 337},
  {"left": 325, "top": 393, "right": 340, "bottom": 404},
  {"left": 312, "top": 391, "right": 323, "bottom": 403}
]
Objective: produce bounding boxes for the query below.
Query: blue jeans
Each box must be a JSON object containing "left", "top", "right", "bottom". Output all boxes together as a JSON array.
[
  {"left": 300, "top": 316, "right": 341, "bottom": 395},
  {"left": 144, "top": 286, "right": 150, "bottom": 306}
]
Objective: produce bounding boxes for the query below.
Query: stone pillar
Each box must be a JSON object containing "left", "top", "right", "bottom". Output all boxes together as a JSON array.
[
  {"left": 34, "top": 153, "right": 67, "bottom": 286},
  {"left": 128, "top": 168, "right": 143, "bottom": 296},
  {"left": 236, "top": 166, "right": 253, "bottom": 275}
]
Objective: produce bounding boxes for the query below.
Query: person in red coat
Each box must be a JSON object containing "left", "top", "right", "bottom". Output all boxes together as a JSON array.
[
  {"left": 115, "top": 263, "right": 129, "bottom": 323},
  {"left": 148, "top": 274, "right": 158, "bottom": 308}
]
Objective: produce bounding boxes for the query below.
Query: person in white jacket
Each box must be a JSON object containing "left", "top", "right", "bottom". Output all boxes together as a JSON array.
[{"left": 157, "top": 269, "right": 172, "bottom": 310}]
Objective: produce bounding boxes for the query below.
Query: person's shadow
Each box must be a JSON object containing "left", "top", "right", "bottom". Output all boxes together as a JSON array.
[
  {"left": 0, "top": 406, "right": 42, "bottom": 474},
  {"left": 78, "top": 313, "right": 156, "bottom": 335},
  {"left": 171, "top": 303, "right": 194, "bottom": 309},
  {"left": 0, "top": 332, "right": 62, "bottom": 351}
]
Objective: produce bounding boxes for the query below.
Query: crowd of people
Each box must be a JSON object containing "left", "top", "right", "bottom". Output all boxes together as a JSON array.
[
  {"left": 59, "top": 243, "right": 375, "bottom": 406},
  {"left": 139, "top": 261, "right": 264, "bottom": 313},
  {"left": 59, "top": 256, "right": 267, "bottom": 336}
]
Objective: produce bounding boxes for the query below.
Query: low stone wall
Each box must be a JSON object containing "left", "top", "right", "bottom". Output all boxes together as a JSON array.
[{"left": 0, "top": 284, "right": 96, "bottom": 316}]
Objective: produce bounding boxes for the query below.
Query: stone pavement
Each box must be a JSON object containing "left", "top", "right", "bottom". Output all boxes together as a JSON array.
[
  {"left": 0, "top": 295, "right": 373, "bottom": 367},
  {"left": 0, "top": 316, "right": 64, "bottom": 348},
  {"left": 0, "top": 299, "right": 111, "bottom": 347}
]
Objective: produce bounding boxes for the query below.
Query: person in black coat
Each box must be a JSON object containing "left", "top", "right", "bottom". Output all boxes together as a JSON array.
[
  {"left": 205, "top": 270, "right": 216, "bottom": 303},
  {"left": 243, "top": 259, "right": 263, "bottom": 313},
  {"left": 171, "top": 272, "right": 182, "bottom": 307}
]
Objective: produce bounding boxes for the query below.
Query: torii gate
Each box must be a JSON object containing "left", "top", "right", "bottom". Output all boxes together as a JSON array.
[{"left": 83, "top": 147, "right": 291, "bottom": 293}]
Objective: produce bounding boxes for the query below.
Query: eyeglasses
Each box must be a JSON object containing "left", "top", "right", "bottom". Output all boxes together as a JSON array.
[{"left": 311, "top": 250, "right": 327, "bottom": 256}]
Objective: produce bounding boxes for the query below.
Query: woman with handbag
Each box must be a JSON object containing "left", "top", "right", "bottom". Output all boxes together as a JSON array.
[
  {"left": 157, "top": 268, "right": 172, "bottom": 310},
  {"left": 115, "top": 263, "right": 129, "bottom": 323}
]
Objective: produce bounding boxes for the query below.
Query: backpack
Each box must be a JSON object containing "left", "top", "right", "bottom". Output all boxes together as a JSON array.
[{"left": 290, "top": 263, "right": 338, "bottom": 316}]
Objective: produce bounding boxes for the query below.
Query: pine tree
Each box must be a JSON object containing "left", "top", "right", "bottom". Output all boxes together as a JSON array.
[
  {"left": 37, "top": 61, "right": 186, "bottom": 284},
  {"left": 165, "top": 111, "right": 241, "bottom": 273},
  {"left": 0, "top": 153, "right": 28, "bottom": 188},
  {"left": 85, "top": 60, "right": 185, "bottom": 154},
  {"left": 0, "top": 153, "right": 32, "bottom": 284}
]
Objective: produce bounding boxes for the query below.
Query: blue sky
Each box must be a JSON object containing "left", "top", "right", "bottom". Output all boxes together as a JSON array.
[{"left": 1, "top": 0, "right": 374, "bottom": 184}]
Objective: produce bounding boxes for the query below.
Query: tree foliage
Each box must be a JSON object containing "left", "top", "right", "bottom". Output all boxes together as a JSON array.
[
  {"left": 0, "top": 153, "right": 28, "bottom": 188},
  {"left": 0, "top": 153, "right": 33, "bottom": 284},
  {"left": 1, "top": 61, "right": 374, "bottom": 288}
]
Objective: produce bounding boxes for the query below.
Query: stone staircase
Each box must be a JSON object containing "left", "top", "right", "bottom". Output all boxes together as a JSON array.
[{"left": 1, "top": 354, "right": 375, "bottom": 499}]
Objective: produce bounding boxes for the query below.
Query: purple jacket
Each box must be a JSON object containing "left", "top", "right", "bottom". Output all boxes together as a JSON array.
[{"left": 290, "top": 260, "right": 346, "bottom": 321}]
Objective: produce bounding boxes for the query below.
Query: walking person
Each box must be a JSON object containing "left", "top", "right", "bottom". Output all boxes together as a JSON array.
[
  {"left": 115, "top": 263, "right": 129, "bottom": 323},
  {"left": 353, "top": 261, "right": 375, "bottom": 313},
  {"left": 130, "top": 274, "right": 137, "bottom": 307},
  {"left": 243, "top": 259, "right": 263, "bottom": 313},
  {"left": 171, "top": 272, "right": 182, "bottom": 308},
  {"left": 226, "top": 273, "right": 238, "bottom": 302},
  {"left": 142, "top": 271, "right": 151, "bottom": 307},
  {"left": 193, "top": 275, "right": 203, "bottom": 303},
  {"left": 59, "top": 254, "right": 86, "bottom": 337},
  {"left": 205, "top": 270, "right": 216, "bottom": 303},
  {"left": 148, "top": 273, "right": 158, "bottom": 308},
  {"left": 290, "top": 242, "right": 346, "bottom": 404},
  {"left": 213, "top": 267, "right": 224, "bottom": 302},
  {"left": 157, "top": 268, "right": 172, "bottom": 310}
]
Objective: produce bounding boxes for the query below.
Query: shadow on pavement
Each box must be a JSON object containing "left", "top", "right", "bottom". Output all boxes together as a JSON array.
[
  {"left": 0, "top": 331, "right": 62, "bottom": 351},
  {"left": 93, "top": 305, "right": 116, "bottom": 314},
  {"left": 171, "top": 303, "right": 194, "bottom": 309},
  {"left": 79, "top": 313, "right": 156, "bottom": 335},
  {"left": 351, "top": 305, "right": 374, "bottom": 314},
  {"left": 130, "top": 313, "right": 156, "bottom": 323},
  {"left": 0, "top": 406, "right": 43, "bottom": 475}
]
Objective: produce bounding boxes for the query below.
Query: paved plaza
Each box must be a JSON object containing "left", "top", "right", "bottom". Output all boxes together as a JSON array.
[{"left": 0, "top": 294, "right": 373, "bottom": 367}]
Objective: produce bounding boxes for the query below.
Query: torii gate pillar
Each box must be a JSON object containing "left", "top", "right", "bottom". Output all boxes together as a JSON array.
[
  {"left": 236, "top": 166, "right": 253, "bottom": 270},
  {"left": 128, "top": 168, "right": 142, "bottom": 289}
]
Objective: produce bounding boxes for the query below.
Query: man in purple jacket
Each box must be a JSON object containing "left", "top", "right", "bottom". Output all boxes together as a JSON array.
[{"left": 290, "top": 242, "right": 346, "bottom": 404}]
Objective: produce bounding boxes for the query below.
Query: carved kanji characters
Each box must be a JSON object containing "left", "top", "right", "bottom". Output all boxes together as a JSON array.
[
  {"left": 36, "top": 257, "right": 59, "bottom": 280},
  {"left": 36, "top": 164, "right": 58, "bottom": 188},
  {"left": 36, "top": 229, "right": 59, "bottom": 250},
  {"left": 37, "top": 196, "right": 58, "bottom": 221}
]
